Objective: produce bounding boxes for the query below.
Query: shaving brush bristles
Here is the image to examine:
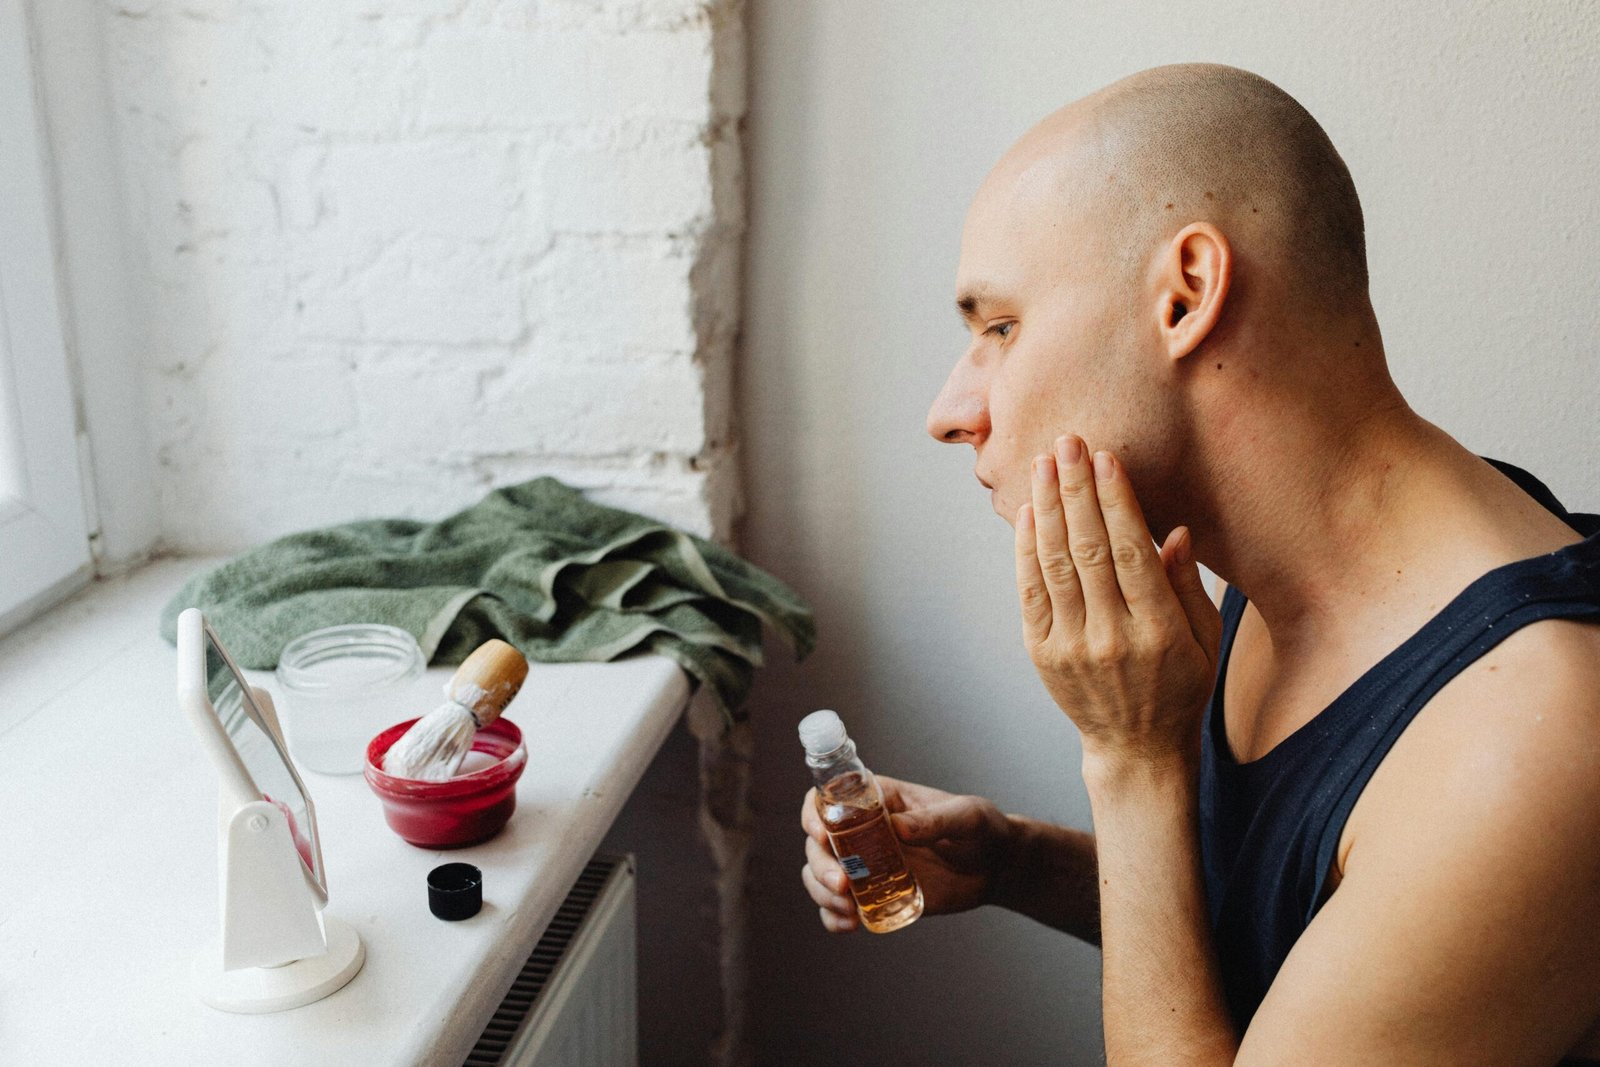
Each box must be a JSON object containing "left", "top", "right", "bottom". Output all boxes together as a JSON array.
[
  {"left": 382, "top": 640, "right": 530, "bottom": 781},
  {"left": 382, "top": 699, "right": 482, "bottom": 781}
]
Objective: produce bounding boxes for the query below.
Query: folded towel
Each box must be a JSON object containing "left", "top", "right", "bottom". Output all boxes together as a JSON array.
[{"left": 159, "top": 478, "right": 814, "bottom": 721}]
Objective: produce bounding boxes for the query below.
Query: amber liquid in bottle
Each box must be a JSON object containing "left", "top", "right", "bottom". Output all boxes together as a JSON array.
[{"left": 816, "top": 768, "right": 924, "bottom": 933}]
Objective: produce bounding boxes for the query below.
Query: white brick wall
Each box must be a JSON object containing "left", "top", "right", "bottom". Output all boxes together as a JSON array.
[{"left": 101, "top": 0, "right": 745, "bottom": 549}]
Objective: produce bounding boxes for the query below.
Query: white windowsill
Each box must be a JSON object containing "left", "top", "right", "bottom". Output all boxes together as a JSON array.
[{"left": 0, "top": 556, "right": 690, "bottom": 1064}]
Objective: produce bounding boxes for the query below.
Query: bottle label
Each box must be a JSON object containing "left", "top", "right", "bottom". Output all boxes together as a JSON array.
[{"left": 838, "top": 854, "right": 871, "bottom": 881}]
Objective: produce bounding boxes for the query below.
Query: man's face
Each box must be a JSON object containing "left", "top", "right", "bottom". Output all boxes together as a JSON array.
[{"left": 927, "top": 152, "right": 1167, "bottom": 527}]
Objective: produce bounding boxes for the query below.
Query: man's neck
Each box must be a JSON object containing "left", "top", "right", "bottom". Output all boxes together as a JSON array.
[{"left": 1192, "top": 387, "right": 1460, "bottom": 652}]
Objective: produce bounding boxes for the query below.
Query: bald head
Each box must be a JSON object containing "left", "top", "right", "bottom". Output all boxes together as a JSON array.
[
  {"left": 993, "top": 63, "right": 1368, "bottom": 312},
  {"left": 936, "top": 64, "right": 1391, "bottom": 535}
]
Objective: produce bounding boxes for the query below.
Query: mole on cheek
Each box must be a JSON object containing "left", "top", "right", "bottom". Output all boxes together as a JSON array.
[
  {"left": 1215, "top": 362, "right": 1224, "bottom": 370},
  {"left": 1204, "top": 191, "right": 1215, "bottom": 200}
]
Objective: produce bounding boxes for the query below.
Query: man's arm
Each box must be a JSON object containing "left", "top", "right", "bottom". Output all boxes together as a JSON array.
[
  {"left": 1085, "top": 751, "right": 1237, "bottom": 1062},
  {"left": 990, "top": 816, "right": 1102, "bottom": 945},
  {"left": 1234, "top": 618, "right": 1600, "bottom": 1065}
]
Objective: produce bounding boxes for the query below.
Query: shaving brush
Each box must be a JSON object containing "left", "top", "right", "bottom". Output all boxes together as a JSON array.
[{"left": 382, "top": 640, "right": 529, "bottom": 781}]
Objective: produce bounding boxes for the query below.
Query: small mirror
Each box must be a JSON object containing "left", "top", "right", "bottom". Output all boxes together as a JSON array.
[{"left": 202, "top": 624, "right": 325, "bottom": 893}]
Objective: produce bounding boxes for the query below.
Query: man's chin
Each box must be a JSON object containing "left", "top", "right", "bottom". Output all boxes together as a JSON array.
[{"left": 991, "top": 489, "right": 1014, "bottom": 525}]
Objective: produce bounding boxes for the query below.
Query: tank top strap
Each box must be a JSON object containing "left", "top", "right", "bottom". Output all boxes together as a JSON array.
[
  {"left": 1305, "top": 530, "right": 1600, "bottom": 910},
  {"left": 1217, "top": 583, "right": 1249, "bottom": 656},
  {"left": 1205, "top": 584, "right": 1250, "bottom": 755}
]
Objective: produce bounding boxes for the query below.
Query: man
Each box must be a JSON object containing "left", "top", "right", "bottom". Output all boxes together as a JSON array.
[{"left": 800, "top": 64, "right": 1600, "bottom": 1064}]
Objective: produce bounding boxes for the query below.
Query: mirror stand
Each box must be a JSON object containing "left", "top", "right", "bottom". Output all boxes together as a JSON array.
[
  {"left": 194, "top": 797, "right": 366, "bottom": 1014},
  {"left": 192, "top": 688, "right": 365, "bottom": 1014}
]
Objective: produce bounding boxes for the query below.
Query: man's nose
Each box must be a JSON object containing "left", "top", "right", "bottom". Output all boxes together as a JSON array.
[{"left": 926, "top": 359, "right": 989, "bottom": 445}]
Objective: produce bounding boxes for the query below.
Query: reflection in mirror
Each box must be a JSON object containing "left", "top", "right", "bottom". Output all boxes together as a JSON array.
[{"left": 203, "top": 626, "right": 323, "bottom": 889}]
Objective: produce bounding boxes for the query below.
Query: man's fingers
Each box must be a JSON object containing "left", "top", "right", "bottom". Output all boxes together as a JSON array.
[
  {"left": 1161, "top": 526, "right": 1223, "bottom": 665},
  {"left": 1015, "top": 503, "right": 1052, "bottom": 642},
  {"left": 805, "top": 833, "right": 849, "bottom": 894},
  {"left": 1054, "top": 435, "right": 1124, "bottom": 623},
  {"left": 802, "top": 859, "right": 855, "bottom": 915},
  {"left": 878, "top": 776, "right": 953, "bottom": 813},
  {"left": 819, "top": 906, "right": 859, "bottom": 933},
  {"left": 803, "top": 833, "right": 859, "bottom": 934},
  {"left": 1030, "top": 451, "right": 1086, "bottom": 633},
  {"left": 800, "top": 787, "right": 826, "bottom": 841},
  {"left": 891, "top": 795, "right": 985, "bottom": 845},
  {"left": 1091, "top": 450, "right": 1178, "bottom": 618}
]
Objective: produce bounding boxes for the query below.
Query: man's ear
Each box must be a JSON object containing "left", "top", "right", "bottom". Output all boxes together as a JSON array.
[{"left": 1155, "top": 222, "right": 1232, "bottom": 362}]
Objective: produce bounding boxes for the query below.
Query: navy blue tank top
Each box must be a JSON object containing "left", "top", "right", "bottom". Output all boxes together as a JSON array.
[{"left": 1198, "top": 460, "right": 1600, "bottom": 1043}]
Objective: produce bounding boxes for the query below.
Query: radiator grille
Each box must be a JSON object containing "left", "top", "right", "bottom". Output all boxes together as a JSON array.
[{"left": 463, "top": 854, "right": 636, "bottom": 1067}]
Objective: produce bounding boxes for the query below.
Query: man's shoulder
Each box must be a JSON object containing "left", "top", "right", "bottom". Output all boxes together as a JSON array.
[
  {"left": 1347, "top": 616, "right": 1600, "bottom": 869},
  {"left": 1429, "top": 616, "right": 1600, "bottom": 763},
  {"left": 1267, "top": 613, "right": 1600, "bottom": 1066}
]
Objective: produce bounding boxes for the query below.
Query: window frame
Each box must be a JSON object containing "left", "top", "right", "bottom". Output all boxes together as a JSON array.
[{"left": 0, "top": 0, "right": 93, "bottom": 636}]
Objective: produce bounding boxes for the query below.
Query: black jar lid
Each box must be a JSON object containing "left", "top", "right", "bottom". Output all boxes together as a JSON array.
[{"left": 427, "top": 862, "right": 483, "bottom": 921}]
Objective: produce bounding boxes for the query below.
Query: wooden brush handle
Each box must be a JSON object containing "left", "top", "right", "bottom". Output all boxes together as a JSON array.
[{"left": 446, "top": 639, "right": 529, "bottom": 727}]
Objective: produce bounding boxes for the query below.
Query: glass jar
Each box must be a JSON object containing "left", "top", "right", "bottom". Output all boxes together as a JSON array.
[{"left": 275, "top": 624, "right": 426, "bottom": 775}]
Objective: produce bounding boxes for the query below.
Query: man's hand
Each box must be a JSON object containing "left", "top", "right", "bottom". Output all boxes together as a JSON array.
[
  {"left": 1015, "top": 436, "right": 1239, "bottom": 1062},
  {"left": 1015, "top": 435, "right": 1223, "bottom": 772},
  {"left": 800, "top": 776, "right": 1013, "bottom": 933}
]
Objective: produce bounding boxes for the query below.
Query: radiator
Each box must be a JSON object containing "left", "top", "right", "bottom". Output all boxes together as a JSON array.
[{"left": 464, "top": 854, "right": 638, "bottom": 1067}]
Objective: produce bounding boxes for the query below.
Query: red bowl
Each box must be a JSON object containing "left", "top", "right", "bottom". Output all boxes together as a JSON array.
[{"left": 364, "top": 718, "right": 527, "bottom": 848}]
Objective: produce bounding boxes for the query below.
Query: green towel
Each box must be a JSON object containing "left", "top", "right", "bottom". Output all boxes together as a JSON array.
[{"left": 159, "top": 478, "right": 814, "bottom": 722}]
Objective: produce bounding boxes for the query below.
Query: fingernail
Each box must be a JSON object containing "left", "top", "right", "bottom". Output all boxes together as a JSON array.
[
  {"left": 1033, "top": 454, "right": 1055, "bottom": 483},
  {"left": 833, "top": 873, "right": 848, "bottom": 892},
  {"left": 1175, "top": 528, "right": 1193, "bottom": 566},
  {"left": 1017, "top": 504, "right": 1033, "bottom": 528},
  {"left": 1059, "top": 435, "right": 1083, "bottom": 466},
  {"left": 1093, "top": 451, "right": 1115, "bottom": 483}
]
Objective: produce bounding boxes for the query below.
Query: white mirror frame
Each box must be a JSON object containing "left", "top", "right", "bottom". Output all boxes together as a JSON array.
[{"left": 177, "top": 608, "right": 364, "bottom": 1013}]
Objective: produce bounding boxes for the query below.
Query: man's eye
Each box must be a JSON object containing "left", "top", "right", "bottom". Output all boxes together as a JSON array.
[{"left": 986, "top": 321, "right": 1016, "bottom": 339}]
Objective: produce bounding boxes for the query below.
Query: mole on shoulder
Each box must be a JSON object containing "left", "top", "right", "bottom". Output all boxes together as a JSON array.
[
  {"left": 1165, "top": 202, "right": 1174, "bottom": 210},
  {"left": 1215, "top": 362, "right": 1223, "bottom": 370},
  {"left": 1204, "top": 191, "right": 1215, "bottom": 200},
  {"left": 1354, "top": 341, "right": 1362, "bottom": 347}
]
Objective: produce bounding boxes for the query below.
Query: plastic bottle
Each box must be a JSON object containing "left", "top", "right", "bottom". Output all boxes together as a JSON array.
[{"left": 799, "top": 709, "right": 924, "bottom": 933}]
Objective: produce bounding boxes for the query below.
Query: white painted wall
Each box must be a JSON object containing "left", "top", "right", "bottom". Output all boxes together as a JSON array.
[
  {"left": 742, "top": 2, "right": 1600, "bottom": 1063},
  {"left": 54, "top": 0, "right": 744, "bottom": 553}
]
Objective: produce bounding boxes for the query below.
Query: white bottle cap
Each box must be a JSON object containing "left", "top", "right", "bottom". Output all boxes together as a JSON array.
[{"left": 798, "top": 709, "right": 849, "bottom": 756}]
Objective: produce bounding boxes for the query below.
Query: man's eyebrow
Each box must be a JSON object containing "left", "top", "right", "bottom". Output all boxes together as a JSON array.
[{"left": 955, "top": 288, "right": 994, "bottom": 322}]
